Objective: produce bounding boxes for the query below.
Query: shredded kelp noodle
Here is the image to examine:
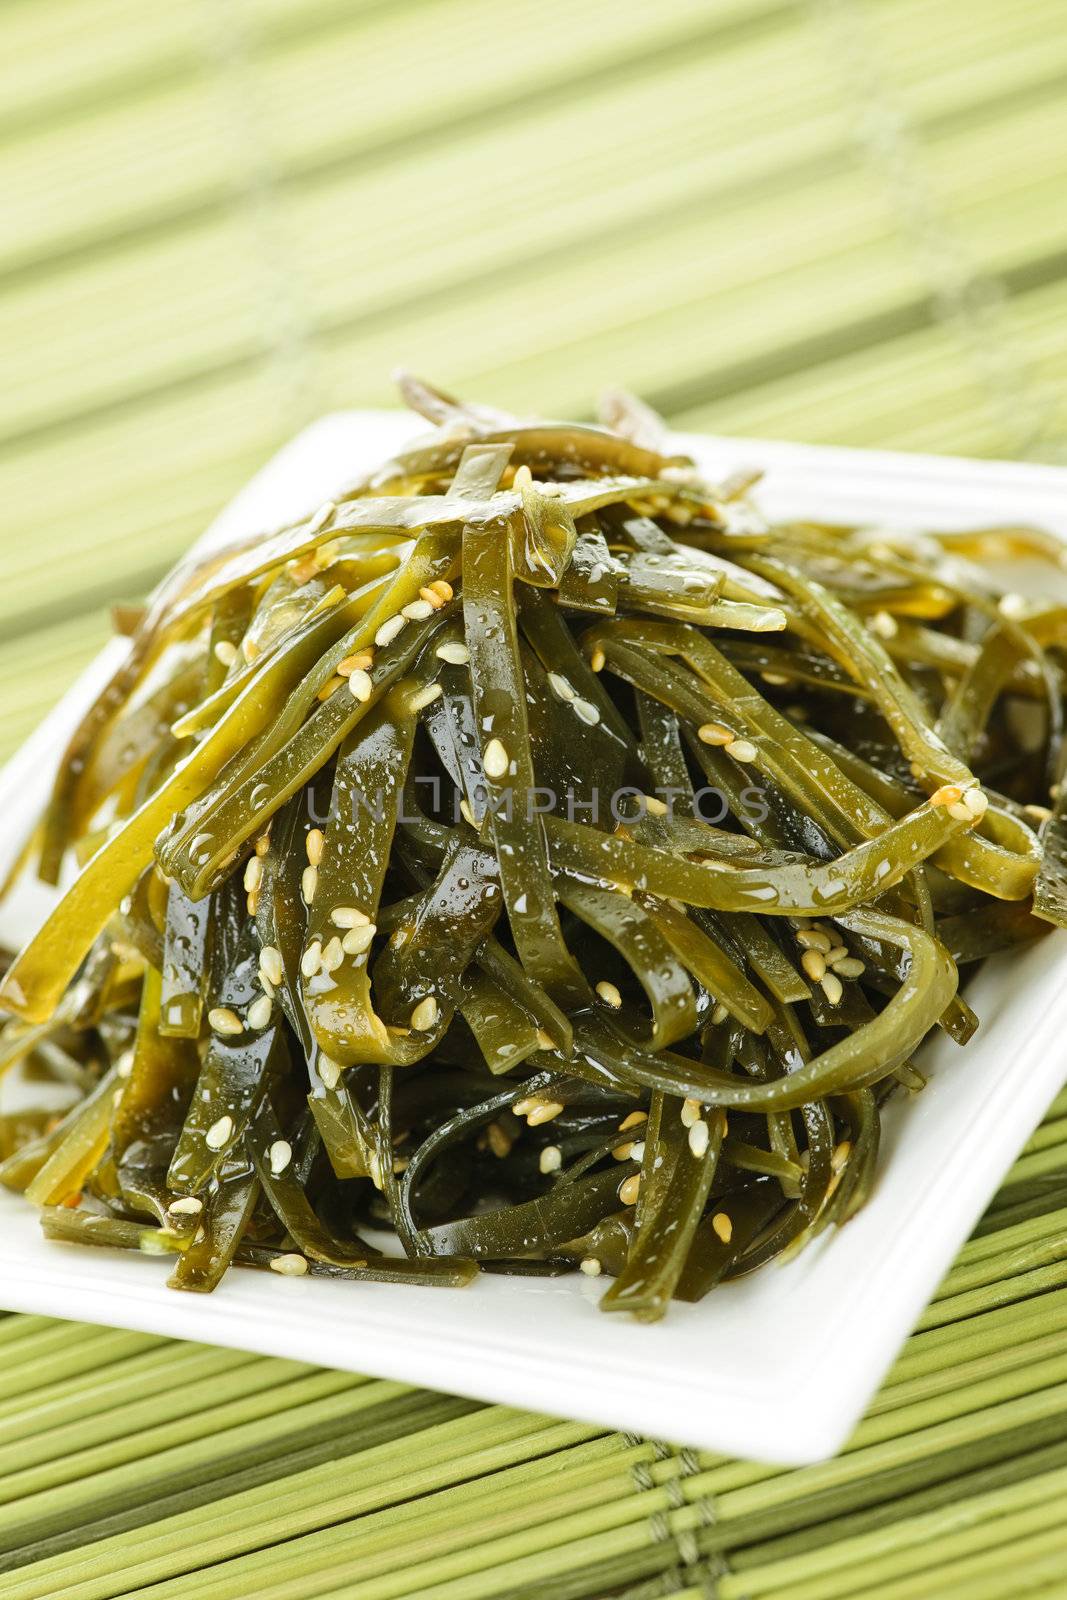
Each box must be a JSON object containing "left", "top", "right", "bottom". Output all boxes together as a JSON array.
[{"left": 1, "top": 375, "right": 1065, "bottom": 1315}]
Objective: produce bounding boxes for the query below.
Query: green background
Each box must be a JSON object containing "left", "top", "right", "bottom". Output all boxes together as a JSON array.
[{"left": 2, "top": 3, "right": 1067, "bottom": 1595}]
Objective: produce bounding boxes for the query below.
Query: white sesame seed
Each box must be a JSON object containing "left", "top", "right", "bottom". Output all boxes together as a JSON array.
[
  {"left": 726, "top": 738, "right": 758, "bottom": 763},
  {"left": 539, "top": 1145, "right": 562, "bottom": 1174},
  {"left": 411, "top": 995, "right": 439, "bottom": 1032},
  {"left": 948, "top": 802, "right": 973, "bottom": 822},
  {"left": 247, "top": 995, "right": 273, "bottom": 1030},
  {"left": 761, "top": 671, "right": 789, "bottom": 686},
  {"left": 796, "top": 929, "right": 832, "bottom": 953},
  {"left": 409, "top": 682, "right": 443, "bottom": 713},
  {"left": 580, "top": 1256, "right": 603, "bottom": 1277},
  {"left": 320, "top": 936, "right": 344, "bottom": 974},
  {"left": 243, "top": 856, "right": 263, "bottom": 894},
  {"left": 420, "top": 585, "right": 447, "bottom": 610},
  {"left": 347, "top": 668, "right": 373, "bottom": 703},
  {"left": 301, "top": 865, "right": 318, "bottom": 905},
  {"left": 680, "top": 1098, "right": 701, "bottom": 1128},
  {"left": 527, "top": 1099, "right": 564, "bottom": 1126},
  {"left": 213, "top": 640, "right": 238, "bottom": 667},
  {"left": 208, "top": 1007, "right": 243, "bottom": 1037},
  {"left": 697, "top": 722, "right": 733, "bottom": 746},
  {"left": 618, "top": 1173, "right": 641, "bottom": 1206},
  {"left": 319, "top": 1055, "right": 342, "bottom": 1090},
  {"left": 300, "top": 941, "right": 322, "bottom": 979},
  {"left": 375, "top": 615, "right": 406, "bottom": 649},
  {"left": 115, "top": 1049, "right": 134, "bottom": 1079},
  {"left": 998, "top": 592, "right": 1030, "bottom": 619},
  {"left": 548, "top": 672, "right": 576, "bottom": 702},
  {"left": 596, "top": 980, "right": 623, "bottom": 1009},
  {"left": 259, "top": 946, "right": 284, "bottom": 987},
  {"left": 484, "top": 738, "right": 509, "bottom": 780},
  {"left": 869, "top": 610, "right": 898, "bottom": 639},
  {"left": 821, "top": 972, "right": 844, "bottom": 1006},
  {"left": 630, "top": 1140, "right": 646, "bottom": 1162},
  {"left": 573, "top": 698, "right": 600, "bottom": 726},
  {"left": 205, "top": 1115, "right": 233, "bottom": 1150},
  {"left": 341, "top": 923, "right": 376, "bottom": 956},
  {"left": 402, "top": 599, "right": 435, "bottom": 621},
  {"left": 963, "top": 787, "right": 988, "bottom": 819},
  {"left": 712, "top": 1212, "right": 733, "bottom": 1244},
  {"left": 168, "top": 1196, "right": 203, "bottom": 1216},
  {"left": 688, "top": 1119, "right": 710, "bottom": 1157},
  {"left": 619, "top": 1110, "right": 648, "bottom": 1132},
  {"left": 436, "top": 640, "right": 470, "bottom": 665},
  {"left": 331, "top": 906, "right": 370, "bottom": 928},
  {"left": 270, "top": 1253, "right": 309, "bottom": 1277},
  {"left": 269, "top": 1140, "right": 292, "bottom": 1176},
  {"left": 801, "top": 949, "right": 826, "bottom": 983},
  {"left": 305, "top": 828, "right": 325, "bottom": 866},
  {"left": 643, "top": 794, "right": 668, "bottom": 816},
  {"left": 824, "top": 945, "right": 848, "bottom": 966},
  {"left": 832, "top": 956, "right": 865, "bottom": 978}
]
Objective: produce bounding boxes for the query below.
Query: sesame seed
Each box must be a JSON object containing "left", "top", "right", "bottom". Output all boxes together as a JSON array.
[
  {"left": 243, "top": 637, "right": 260, "bottom": 663},
  {"left": 420, "top": 585, "right": 447, "bottom": 610},
  {"left": 539, "top": 1145, "right": 562, "bottom": 1174},
  {"left": 347, "top": 668, "right": 373, "bottom": 702},
  {"left": 711, "top": 1003, "right": 729, "bottom": 1024},
  {"left": 680, "top": 1098, "right": 701, "bottom": 1128},
  {"left": 630, "top": 1140, "right": 646, "bottom": 1162},
  {"left": 548, "top": 672, "right": 576, "bottom": 702},
  {"left": 947, "top": 802, "right": 973, "bottom": 822},
  {"left": 821, "top": 972, "right": 844, "bottom": 1006},
  {"left": 301, "top": 866, "right": 318, "bottom": 905},
  {"left": 409, "top": 682, "right": 443, "bottom": 713},
  {"left": 375, "top": 615, "right": 406, "bottom": 649},
  {"left": 305, "top": 829, "right": 325, "bottom": 866},
  {"left": 300, "top": 941, "right": 322, "bottom": 979},
  {"left": 320, "top": 936, "right": 344, "bottom": 974},
  {"left": 259, "top": 946, "right": 284, "bottom": 987},
  {"left": 169, "top": 1196, "right": 203, "bottom": 1216},
  {"left": 963, "top": 787, "right": 988, "bottom": 819},
  {"left": 580, "top": 1256, "right": 603, "bottom": 1276},
  {"left": 341, "top": 923, "right": 376, "bottom": 956},
  {"left": 619, "top": 1110, "right": 648, "bottom": 1132},
  {"left": 205, "top": 1115, "right": 233, "bottom": 1150},
  {"left": 824, "top": 945, "right": 849, "bottom": 965},
  {"left": 243, "top": 856, "right": 263, "bottom": 894},
  {"left": 512, "top": 1097, "right": 536, "bottom": 1117},
  {"left": 535, "top": 1029, "right": 556, "bottom": 1051},
  {"left": 832, "top": 956, "right": 865, "bottom": 978},
  {"left": 431, "top": 580, "right": 454, "bottom": 602},
  {"left": 402, "top": 599, "right": 435, "bottom": 622},
  {"left": 697, "top": 722, "right": 733, "bottom": 746},
  {"left": 801, "top": 949, "right": 827, "bottom": 983},
  {"left": 208, "top": 1007, "right": 243, "bottom": 1037},
  {"left": 618, "top": 1173, "right": 641, "bottom": 1206},
  {"left": 247, "top": 994, "right": 273, "bottom": 1030},
  {"left": 308, "top": 501, "right": 336, "bottom": 535},
  {"left": 998, "top": 592, "right": 1030, "bottom": 619},
  {"left": 590, "top": 647, "right": 606, "bottom": 674},
  {"left": 761, "top": 671, "right": 789, "bottom": 685},
  {"left": 726, "top": 738, "right": 758, "bottom": 763},
  {"left": 796, "top": 929, "right": 832, "bottom": 953},
  {"left": 318, "top": 1055, "right": 342, "bottom": 1090},
  {"left": 612, "top": 1140, "right": 635, "bottom": 1161},
  {"left": 330, "top": 906, "right": 369, "bottom": 930},
  {"left": 269, "top": 1140, "right": 292, "bottom": 1176},
  {"left": 712, "top": 1212, "right": 733, "bottom": 1244},
  {"left": 869, "top": 610, "right": 898, "bottom": 639},
  {"left": 596, "top": 980, "right": 623, "bottom": 1009},
  {"left": 486, "top": 1121, "right": 513, "bottom": 1158},
  {"left": 436, "top": 640, "right": 470, "bottom": 665},
  {"left": 831, "top": 1140, "right": 852, "bottom": 1173},
  {"left": 1024, "top": 803, "right": 1053, "bottom": 823},
  {"left": 270, "top": 1253, "right": 309, "bottom": 1277},
  {"left": 930, "top": 784, "right": 964, "bottom": 809},
  {"left": 317, "top": 674, "right": 345, "bottom": 701},
  {"left": 573, "top": 698, "right": 600, "bottom": 726},
  {"left": 213, "top": 640, "right": 238, "bottom": 667},
  {"left": 255, "top": 830, "right": 271, "bottom": 857},
  {"left": 368, "top": 1152, "right": 383, "bottom": 1190},
  {"left": 484, "top": 738, "right": 509, "bottom": 779},
  {"left": 644, "top": 794, "right": 668, "bottom": 816},
  {"left": 688, "top": 1119, "right": 710, "bottom": 1157},
  {"left": 411, "top": 995, "right": 439, "bottom": 1032},
  {"left": 338, "top": 651, "right": 374, "bottom": 678},
  {"left": 527, "top": 1099, "right": 564, "bottom": 1126}
]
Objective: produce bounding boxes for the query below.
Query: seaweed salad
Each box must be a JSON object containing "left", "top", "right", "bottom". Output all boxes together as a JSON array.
[{"left": 1, "top": 374, "right": 1065, "bottom": 1320}]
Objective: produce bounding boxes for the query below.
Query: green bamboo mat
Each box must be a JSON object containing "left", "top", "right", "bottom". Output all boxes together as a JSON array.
[
  {"left": 3, "top": 0, "right": 1067, "bottom": 1595},
  {"left": 2, "top": 1089, "right": 1067, "bottom": 1600}
]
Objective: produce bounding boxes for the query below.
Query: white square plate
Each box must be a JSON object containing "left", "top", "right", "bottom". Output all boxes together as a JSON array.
[{"left": 1, "top": 413, "right": 1065, "bottom": 1466}]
